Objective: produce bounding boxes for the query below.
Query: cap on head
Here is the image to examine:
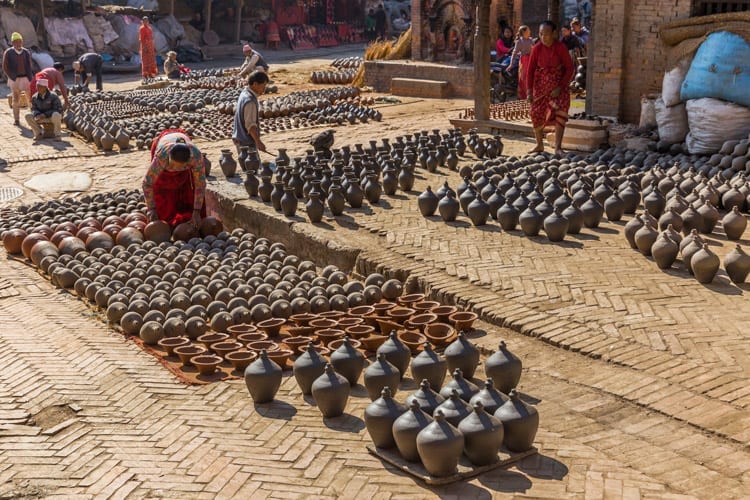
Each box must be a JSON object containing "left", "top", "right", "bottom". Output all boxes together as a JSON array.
[
  {"left": 11, "top": 32, "right": 22, "bottom": 42},
  {"left": 243, "top": 44, "right": 252, "bottom": 52},
  {"left": 167, "top": 51, "right": 177, "bottom": 58},
  {"left": 36, "top": 78, "right": 48, "bottom": 88}
]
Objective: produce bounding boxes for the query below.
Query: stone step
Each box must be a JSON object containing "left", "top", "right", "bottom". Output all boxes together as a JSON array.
[{"left": 390, "top": 77, "right": 450, "bottom": 98}]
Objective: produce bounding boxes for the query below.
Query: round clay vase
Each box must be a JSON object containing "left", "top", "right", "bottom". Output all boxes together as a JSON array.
[
  {"left": 519, "top": 203, "right": 543, "bottom": 237},
  {"left": 484, "top": 340, "right": 522, "bottom": 394},
  {"left": 497, "top": 200, "right": 520, "bottom": 231},
  {"left": 311, "top": 363, "right": 350, "bottom": 418},
  {"left": 725, "top": 245, "right": 750, "bottom": 284},
  {"left": 722, "top": 206, "right": 747, "bottom": 241},
  {"left": 580, "top": 197, "right": 604, "bottom": 228},
  {"left": 643, "top": 187, "right": 666, "bottom": 218},
  {"left": 392, "top": 400, "right": 434, "bottom": 462},
  {"left": 469, "top": 379, "right": 510, "bottom": 415},
  {"left": 418, "top": 186, "right": 440, "bottom": 217},
  {"left": 543, "top": 207, "right": 568, "bottom": 242},
  {"left": 410, "top": 342, "right": 447, "bottom": 390},
  {"left": 305, "top": 191, "right": 325, "bottom": 223},
  {"left": 681, "top": 236, "right": 704, "bottom": 275},
  {"left": 364, "top": 352, "right": 401, "bottom": 401},
  {"left": 293, "top": 341, "right": 328, "bottom": 395},
  {"left": 634, "top": 223, "right": 659, "bottom": 256},
  {"left": 459, "top": 401, "right": 505, "bottom": 466},
  {"left": 697, "top": 200, "right": 720, "bottom": 234},
  {"left": 405, "top": 379, "right": 445, "bottom": 416},
  {"left": 604, "top": 191, "right": 625, "bottom": 222},
  {"left": 416, "top": 410, "right": 465, "bottom": 477},
  {"left": 681, "top": 204, "right": 704, "bottom": 236},
  {"left": 280, "top": 187, "right": 298, "bottom": 217},
  {"left": 438, "top": 191, "right": 460, "bottom": 222},
  {"left": 244, "top": 349, "right": 282, "bottom": 404},
  {"left": 493, "top": 389, "right": 539, "bottom": 452},
  {"left": 364, "top": 387, "right": 407, "bottom": 449},
  {"left": 327, "top": 185, "right": 346, "bottom": 216},
  {"left": 659, "top": 207, "right": 683, "bottom": 232},
  {"left": 244, "top": 171, "right": 259, "bottom": 198},
  {"left": 219, "top": 149, "right": 237, "bottom": 178},
  {"left": 691, "top": 243, "right": 720, "bottom": 284},
  {"left": 330, "top": 336, "right": 365, "bottom": 386},
  {"left": 562, "top": 203, "right": 584, "bottom": 234},
  {"left": 443, "top": 331, "right": 480, "bottom": 380},
  {"left": 439, "top": 368, "right": 480, "bottom": 402},
  {"left": 651, "top": 232, "right": 679, "bottom": 270},
  {"left": 466, "top": 197, "right": 491, "bottom": 226},
  {"left": 435, "top": 389, "right": 472, "bottom": 427},
  {"left": 376, "top": 331, "right": 412, "bottom": 379},
  {"left": 623, "top": 215, "right": 644, "bottom": 249}
]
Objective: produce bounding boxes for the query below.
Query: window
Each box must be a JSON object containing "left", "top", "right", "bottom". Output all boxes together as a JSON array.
[{"left": 692, "top": 1, "right": 750, "bottom": 15}]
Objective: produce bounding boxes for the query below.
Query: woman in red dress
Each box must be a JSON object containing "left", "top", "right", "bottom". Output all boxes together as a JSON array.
[
  {"left": 139, "top": 17, "right": 158, "bottom": 79},
  {"left": 527, "top": 21, "right": 575, "bottom": 156}
]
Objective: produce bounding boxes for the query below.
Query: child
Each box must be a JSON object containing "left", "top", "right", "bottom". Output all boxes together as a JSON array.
[{"left": 508, "top": 25, "right": 534, "bottom": 99}]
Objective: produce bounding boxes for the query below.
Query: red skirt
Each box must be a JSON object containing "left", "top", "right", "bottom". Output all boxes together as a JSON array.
[{"left": 153, "top": 169, "right": 205, "bottom": 227}]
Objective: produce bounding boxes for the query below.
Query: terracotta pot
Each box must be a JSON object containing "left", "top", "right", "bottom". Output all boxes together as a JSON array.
[
  {"left": 469, "top": 379, "right": 510, "bottom": 415},
  {"left": 484, "top": 340, "right": 522, "bottom": 394},
  {"left": 329, "top": 336, "right": 365, "bottom": 386},
  {"left": 311, "top": 363, "right": 350, "bottom": 417},
  {"left": 392, "top": 400, "right": 434, "bottom": 462},
  {"left": 244, "top": 350, "right": 283, "bottom": 403},
  {"left": 493, "top": 389, "right": 539, "bottom": 452},
  {"left": 364, "top": 352, "right": 401, "bottom": 401},
  {"left": 405, "top": 379, "right": 445, "bottom": 416},
  {"left": 443, "top": 331, "right": 480, "bottom": 379},
  {"left": 416, "top": 410, "right": 465, "bottom": 477},
  {"left": 458, "top": 401, "right": 504, "bottom": 466},
  {"left": 725, "top": 245, "right": 750, "bottom": 284},
  {"left": 293, "top": 341, "right": 328, "bottom": 395},
  {"left": 691, "top": 243, "right": 720, "bottom": 284},
  {"left": 364, "top": 387, "right": 407, "bottom": 449}
]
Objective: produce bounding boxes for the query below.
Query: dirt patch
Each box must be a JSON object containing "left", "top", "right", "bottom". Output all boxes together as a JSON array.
[{"left": 30, "top": 404, "right": 77, "bottom": 430}]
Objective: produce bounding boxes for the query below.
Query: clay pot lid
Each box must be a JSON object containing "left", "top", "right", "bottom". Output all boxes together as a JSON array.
[
  {"left": 257, "top": 317, "right": 286, "bottom": 336},
  {"left": 225, "top": 349, "right": 257, "bottom": 371},
  {"left": 227, "top": 323, "right": 258, "bottom": 337},
  {"left": 329, "top": 337, "right": 362, "bottom": 351},
  {"left": 247, "top": 340, "right": 280, "bottom": 353},
  {"left": 266, "top": 349, "right": 293, "bottom": 368},
  {"left": 237, "top": 332, "right": 269, "bottom": 344},
  {"left": 289, "top": 313, "right": 318, "bottom": 326},
  {"left": 315, "top": 328, "right": 345, "bottom": 345},
  {"left": 396, "top": 293, "right": 425, "bottom": 306}
]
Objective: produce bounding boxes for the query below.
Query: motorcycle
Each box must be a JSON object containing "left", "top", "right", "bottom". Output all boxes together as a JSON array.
[{"left": 490, "top": 58, "right": 519, "bottom": 103}]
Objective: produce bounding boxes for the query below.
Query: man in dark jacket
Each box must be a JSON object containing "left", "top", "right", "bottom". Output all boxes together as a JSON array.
[
  {"left": 232, "top": 70, "right": 269, "bottom": 161},
  {"left": 25, "top": 78, "right": 63, "bottom": 140},
  {"left": 72, "top": 52, "right": 104, "bottom": 91},
  {"left": 2, "top": 32, "right": 34, "bottom": 126}
]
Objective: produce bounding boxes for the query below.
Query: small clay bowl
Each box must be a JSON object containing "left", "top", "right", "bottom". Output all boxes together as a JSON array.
[
  {"left": 174, "top": 345, "right": 206, "bottom": 366},
  {"left": 360, "top": 334, "right": 388, "bottom": 351},
  {"left": 226, "top": 349, "right": 257, "bottom": 372},
  {"left": 157, "top": 336, "right": 190, "bottom": 356},
  {"left": 432, "top": 305, "right": 458, "bottom": 323},
  {"left": 257, "top": 317, "right": 286, "bottom": 337},
  {"left": 337, "top": 317, "right": 364, "bottom": 329},
  {"left": 284, "top": 336, "right": 313, "bottom": 354},
  {"left": 316, "top": 328, "right": 346, "bottom": 346},
  {"left": 287, "top": 326, "right": 315, "bottom": 337},
  {"left": 247, "top": 340, "right": 280, "bottom": 353},
  {"left": 347, "top": 305, "right": 375, "bottom": 318},
  {"left": 266, "top": 349, "right": 293, "bottom": 369},
  {"left": 398, "top": 330, "right": 427, "bottom": 354},
  {"left": 237, "top": 332, "right": 269, "bottom": 344},
  {"left": 397, "top": 293, "right": 425, "bottom": 307},
  {"left": 404, "top": 313, "right": 438, "bottom": 332},
  {"left": 309, "top": 344, "right": 331, "bottom": 357},
  {"left": 386, "top": 307, "right": 415, "bottom": 324},
  {"left": 424, "top": 322, "right": 455, "bottom": 346},
  {"left": 310, "top": 318, "right": 338, "bottom": 330},
  {"left": 372, "top": 302, "right": 397, "bottom": 315},
  {"left": 318, "top": 310, "right": 345, "bottom": 320},
  {"left": 376, "top": 317, "right": 402, "bottom": 335},
  {"left": 289, "top": 313, "right": 318, "bottom": 326},
  {"left": 449, "top": 311, "right": 478, "bottom": 332},
  {"left": 345, "top": 324, "right": 375, "bottom": 339},
  {"left": 191, "top": 354, "right": 223, "bottom": 375},
  {"left": 329, "top": 337, "right": 362, "bottom": 351},
  {"left": 227, "top": 323, "right": 258, "bottom": 337},
  {"left": 413, "top": 301, "right": 440, "bottom": 313},
  {"left": 197, "top": 332, "right": 230, "bottom": 351},
  {"left": 211, "top": 340, "right": 243, "bottom": 359}
]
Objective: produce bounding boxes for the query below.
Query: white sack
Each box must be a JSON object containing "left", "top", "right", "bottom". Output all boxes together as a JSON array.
[
  {"left": 44, "top": 18, "right": 93, "bottom": 51},
  {"left": 655, "top": 97, "right": 689, "bottom": 144},
  {"left": 662, "top": 56, "right": 691, "bottom": 107},
  {"left": 639, "top": 95, "right": 657, "bottom": 128},
  {"left": 685, "top": 97, "right": 750, "bottom": 154},
  {"left": 156, "top": 15, "right": 186, "bottom": 45}
]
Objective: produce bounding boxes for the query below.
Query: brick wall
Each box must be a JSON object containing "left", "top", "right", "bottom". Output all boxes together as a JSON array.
[
  {"left": 589, "top": 0, "right": 691, "bottom": 123},
  {"left": 364, "top": 60, "right": 475, "bottom": 97}
]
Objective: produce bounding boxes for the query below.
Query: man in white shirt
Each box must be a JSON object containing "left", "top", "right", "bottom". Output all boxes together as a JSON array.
[{"left": 237, "top": 44, "right": 269, "bottom": 78}]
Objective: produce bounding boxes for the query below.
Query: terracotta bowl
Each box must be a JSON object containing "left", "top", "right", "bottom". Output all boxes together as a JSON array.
[
  {"left": 386, "top": 307, "right": 415, "bottom": 324},
  {"left": 360, "top": 334, "right": 388, "bottom": 352},
  {"left": 284, "top": 335, "right": 313, "bottom": 354},
  {"left": 413, "top": 301, "right": 441, "bottom": 313},
  {"left": 225, "top": 349, "right": 257, "bottom": 372},
  {"left": 424, "top": 322, "right": 456, "bottom": 347},
  {"left": 191, "top": 354, "right": 223, "bottom": 375},
  {"left": 266, "top": 349, "right": 293, "bottom": 369},
  {"left": 174, "top": 345, "right": 206, "bottom": 366},
  {"left": 257, "top": 317, "right": 286, "bottom": 337},
  {"left": 372, "top": 302, "right": 398, "bottom": 315},
  {"left": 376, "top": 317, "right": 403, "bottom": 335},
  {"left": 432, "top": 305, "right": 458, "bottom": 323},
  {"left": 398, "top": 330, "right": 427, "bottom": 354},
  {"left": 337, "top": 317, "right": 364, "bottom": 329},
  {"left": 404, "top": 313, "right": 438, "bottom": 332},
  {"left": 347, "top": 305, "right": 375, "bottom": 318},
  {"left": 197, "top": 332, "right": 230, "bottom": 351},
  {"left": 309, "top": 344, "right": 331, "bottom": 357},
  {"left": 310, "top": 318, "right": 338, "bottom": 330},
  {"left": 247, "top": 340, "right": 280, "bottom": 353},
  {"left": 345, "top": 324, "right": 375, "bottom": 339},
  {"left": 237, "top": 332, "right": 269, "bottom": 344},
  {"left": 397, "top": 293, "right": 425, "bottom": 307},
  {"left": 289, "top": 313, "right": 318, "bottom": 326},
  {"left": 329, "top": 337, "right": 362, "bottom": 351},
  {"left": 227, "top": 323, "right": 258, "bottom": 338},
  {"left": 449, "top": 311, "right": 478, "bottom": 332},
  {"left": 211, "top": 340, "right": 243, "bottom": 359},
  {"left": 287, "top": 326, "right": 315, "bottom": 337},
  {"left": 316, "top": 328, "right": 346, "bottom": 346},
  {"left": 157, "top": 336, "right": 190, "bottom": 356},
  {"left": 318, "top": 310, "right": 346, "bottom": 319}
]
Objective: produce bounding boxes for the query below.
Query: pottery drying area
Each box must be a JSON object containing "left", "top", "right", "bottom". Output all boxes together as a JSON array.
[{"left": 1, "top": 46, "right": 750, "bottom": 499}]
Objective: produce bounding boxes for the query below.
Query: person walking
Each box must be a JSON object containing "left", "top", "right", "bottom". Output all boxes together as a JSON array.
[
  {"left": 72, "top": 53, "right": 104, "bottom": 91},
  {"left": 143, "top": 130, "right": 206, "bottom": 227},
  {"left": 507, "top": 25, "right": 534, "bottom": 99},
  {"left": 232, "top": 70, "right": 269, "bottom": 162},
  {"left": 25, "top": 78, "right": 63, "bottom": 141},
  {"left": 139, "top": 16, "right": 158, "bottom": 80},
  {"left": 527, "top": 21, "right": 575, "bottom": 156},
  {"left": 374, "top": 4, "right": 387, "bottom": 39},
  {"left": 30, "top": 62, "right": 69, "bottom": 108},
  {"left": 2, "top": 32, "right": 34, "bottom": 126},
  {"left": 238, "top": 44, "right": 269, "bottom": 78}
]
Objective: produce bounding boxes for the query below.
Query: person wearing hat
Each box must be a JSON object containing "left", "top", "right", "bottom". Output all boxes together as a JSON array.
[
  {"left": 163, "top": 51, "right": 184, "bottom": 80},
  {"left": 232, "top": 70, "right": 269, "bottom": 160},
  {"left": 30, "top": 62, "right": 69, "bottom": 108},
  {"left": 142, "top": 129, "right": 206, "bottom": 228},
  {"left": 237, "top": 43, "right": 269, "bottom": 78},
  {"left": 25, "top": 78, "right": 63, "bottom": 141},
  {"left": 139, "top": 17, "right": 158, "bottom": 80},
  {"left": 72, "top": 52, "right": 104, "bottom": 91},
  {"left": 2, "top": 32, "right": 34, "bottom": 126}
]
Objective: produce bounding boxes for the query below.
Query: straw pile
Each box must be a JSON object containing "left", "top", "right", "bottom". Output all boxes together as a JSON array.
[{"left": 352, "top": 27, "right": 412, "bottom": 87}]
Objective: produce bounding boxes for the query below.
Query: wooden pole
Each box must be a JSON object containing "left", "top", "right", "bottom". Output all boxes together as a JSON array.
[
  {"left": 235, "top": 0, "right": 243, "bottom": 42},
  {"left": 39, "top": 0, "right": 47, "bottom": 48},
  {"left": 170, "top": 0, "right": 174, "bottom": 17},
  {"left": 473, "top": 0, "right": 491, "bottom": 121},
  {"left": 205, "top": 0, "right": 212, "bottom": 33},
  {"left": 547, "top": 0, "right": 560, "bottom": 26}
]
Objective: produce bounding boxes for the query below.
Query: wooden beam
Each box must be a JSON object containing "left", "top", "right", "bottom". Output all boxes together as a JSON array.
[
  {"left": 170, "top": 0, "right": 174, "bottom": 17},
  {"left": 205, "top": 0, "right": 212, "bottom": 33},
  {"left": 235, "top": 0, "right": 243, "bottom": 42},
  {"left": 473, "top": 0, "right": 491, "bottom": 121}
]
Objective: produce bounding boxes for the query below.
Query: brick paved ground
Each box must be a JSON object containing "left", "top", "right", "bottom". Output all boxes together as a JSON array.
[{"left": 1, "top": 50, "right": 749, "bottom": 498}]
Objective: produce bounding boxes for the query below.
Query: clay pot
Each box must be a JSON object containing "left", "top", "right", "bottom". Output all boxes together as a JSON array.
[
  {"left": 466, "top": 197, "right": 491, "bottom": 226},
  {"left": 226, "top": 350, "right": 258, "bottom": 372},
  {"left": 392, "top": 400, "right": 434, "bottom": 462},
  {"left": 681, "top": 235, "right": 704, "bottom": 275},
  {"left": 311, "top": 363, "right": 350, "bottom": 418},
  {"left": 458, "top": 401, "right": 504, "bottom": 466},
  {"left": 580, "top": 197, "right": 604, "bottom": 228},
  {"left": 30, "top": 241, "right": 59, "bottom": 267},
  {"left": 634, "top": 223, "right": 658, "bottom": 256},
  {"left": 493, "top": 389, "right": 539, "bottom": 452},
  {"left": 191, "top": 354, "right": 223, "bottom": 375},
  {"left": 562, "top": 204, "right": 584, "bottom": 234},
  {"left": 497, "top": 200, "right": 519, "bottom": 231},
  {"left": 725, "top": 245, "right": 750, "bottom": 284},
  {"left": 305, "top": 192, "right": 325, "bottom": 223},
  {"left": 244, "top": 350, "right": 283, "bottom": 403},
  {"left": 469, "top": 379, "right": 509, "bottom": 415},
  {"left": 329, "top": 336, "right": 365, "bottom": 386},
  {"left": 144, "top": 221, "right": 172, "bottom": 243},
  {"left": 173, "top": 222, "right": 199, "bottom": 242},
  {"left": 543, "top": 207, "right": 568, "bottom": 242},
  {"left": 418, "top": 186, "right": 439, "bottom": 217},
  {"left": 364, "top": 352, "right": 401, "bottom": 401},
  {"left": 410, "top": 341, "right": 447, "bottom": 390},
  {"left": 364, "top": 387, "right": 407, "bottom": 448},
  {"left": 2, "top": 228, "right": 27, "bottom": 254},
  {"left": 435, "top": 389, "right": 472, "bottom": 427},
  {"left": 651, "top": 232, "right": 679, "bottom": 270},
  {"left": 405, "top": 379, "right": 445, "bottom": 415},
  {"left": 199, "top": 217, "right": 223, "bottom": 237},
  {"left": 659, "top": 208, "right": 683, "bottom": 232},
  {"left": 691, "top": 243, "right": 720, "bottom": 284},
  {"left": 443, "top": 332, "right": 480, "bottom": 379},
  {"left": 416, "top": 410, "right": 465, "bottom": 477},
  {"left": 438, "top": 191, "right": 460, "bottom": 222},
  {"left": 697, "top": 201, "right": 720, "bottom": 234},
  {"left": 603, "top": 192, "right": 625, "bottom": 222},
  {"left": 375, "top": 331, "right": 411, "bottom": 379},
  {"left": 484, "top": 340, "right": 522, "bottom": 394},
  {"left": 219, "top": 149, "right": 238, "bottom": 178},
  {"left": 293, "top": 341, "right": 328, "bottom": 395},
  {"left": 519, "top": 203, "right": 543, "bottom": 236},
  {"left": 722, "top": 206, "right": 747, "bottom": 241}
]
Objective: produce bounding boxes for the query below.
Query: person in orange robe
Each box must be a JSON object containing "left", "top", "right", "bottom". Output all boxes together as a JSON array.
[{"left": 139, "top": 17, "right": 158, "bottom": 79}]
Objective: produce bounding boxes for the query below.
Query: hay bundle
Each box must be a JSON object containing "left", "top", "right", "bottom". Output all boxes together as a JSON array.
[{"left": 352, "top": 28, "right": 412, "bottom": 87}]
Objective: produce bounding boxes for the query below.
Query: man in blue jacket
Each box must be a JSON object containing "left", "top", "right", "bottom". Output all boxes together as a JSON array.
[
  {"left": 2, "top": 32, "right": 34, "bottom": 126},
  {"left": 25, "top": 78, "right": 63, "bottom": 141},
  {"left": 232, "top": 70, "right": 269, "bottom": 161}
]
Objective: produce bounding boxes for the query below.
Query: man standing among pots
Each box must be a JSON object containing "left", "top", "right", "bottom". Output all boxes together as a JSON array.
[
  {"left": 232, "top": 70, "right": 269, "bottom": 160},
  {"left": 238, "top": 43, "right": 269, "bottom": 78},
  {"left": 25, "top": 78, "right": 63, "bottom": 141},
  {"left": 2, "top": 32, "right": 34, "bottom": 126},
  {"left": 72, "top": 52, "right": 104, "bottom": 91}
]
